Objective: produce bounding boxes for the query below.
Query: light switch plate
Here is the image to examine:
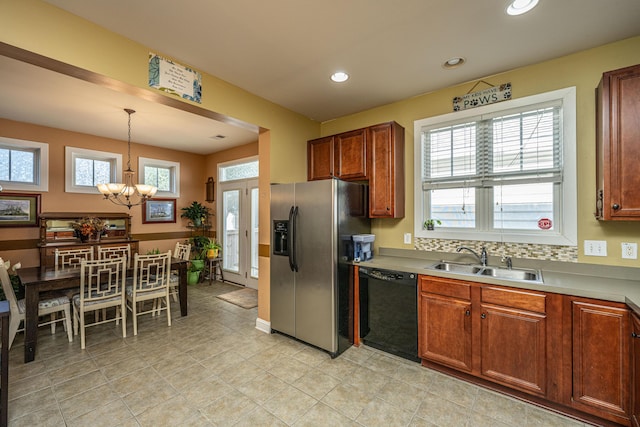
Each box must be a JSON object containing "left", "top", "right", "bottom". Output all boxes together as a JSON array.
[
  {"left": 621, "top": 242, "right": 637, "bottom": 259},
  {"left": 584, "top": 240, "right": 607, "bottom": 257},
  {"left": 404, "top": 233, "right": 412, "bottom": 244}
]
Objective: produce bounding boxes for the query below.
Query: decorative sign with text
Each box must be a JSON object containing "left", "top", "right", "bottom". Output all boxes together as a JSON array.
[
  {"left": 148, "top": 53, "right": 202, "bottom": 103},
  {"left": 453, "top": 82, "right": 511, "bottom": 111}
]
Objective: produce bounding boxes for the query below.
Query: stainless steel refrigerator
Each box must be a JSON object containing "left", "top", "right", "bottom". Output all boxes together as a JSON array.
[{"left": 270, "top": 178, "right": 370, "bottom": 357}]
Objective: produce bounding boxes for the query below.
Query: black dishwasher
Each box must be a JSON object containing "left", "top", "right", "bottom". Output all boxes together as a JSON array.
[{"left": 359, "top": 267, "right": 419, "bottom": 362}]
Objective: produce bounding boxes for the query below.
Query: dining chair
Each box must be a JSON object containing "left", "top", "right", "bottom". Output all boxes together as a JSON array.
[
  {"left": 72, "top": 257, "right": 127, "bottom": 349},
  {"left": 0, "top": 258, "right": 73, "bottom": 349},
  {"left": 54, "top": 247, "right": 94, "bottom": 271},
  {"left": 97, "top": 244, "right": 131, "bottom": 268},
  {"left": 126, "top": 251, "right": 172, "bottom": 336},
  {"left": 169, "top": 241, "right": 190, "bottom": 301}
]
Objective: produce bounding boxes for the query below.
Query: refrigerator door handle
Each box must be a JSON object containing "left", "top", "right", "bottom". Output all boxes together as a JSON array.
[
  {"left": 288, "top": 206, "right": 295, "bottom": 271},
  {"left": 291, "top": 206, "right": 299, "bottom": 271}
]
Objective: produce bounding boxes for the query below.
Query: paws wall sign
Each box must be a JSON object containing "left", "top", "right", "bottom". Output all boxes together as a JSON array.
[{"left": 453, "top": 82, "right": 512, "bottom": 111}]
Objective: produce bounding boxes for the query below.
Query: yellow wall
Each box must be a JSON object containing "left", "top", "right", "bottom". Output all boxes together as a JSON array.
[{"left": 321, "top": 36, "right": 640, "bottom": 267}]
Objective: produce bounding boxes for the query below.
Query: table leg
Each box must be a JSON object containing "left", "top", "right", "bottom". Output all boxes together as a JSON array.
[
  {"left": 24, "top": 285, "right": 39, "bottom": 363},
  {"left": 178, "top": 262, "right": 188, "bottom": 316}
]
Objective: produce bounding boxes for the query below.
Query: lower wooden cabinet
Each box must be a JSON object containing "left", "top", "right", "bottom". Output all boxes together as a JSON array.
[
  {"left": 568, "top": 297, "right": 630, "bottom": 425},
  {"left": 480, "top": 302, "right": 547, "bottom": 396},
  {"left": 418, "top": 276, "right": 472, "bottom": 372},
  {"left": 632, "top": 312, "right": 640, "bottom": 427},
  {"left": 418, "top": 275, "right": 551, "bottom": 397},
  {"left": 419, "top": 274, "right": 637, "bottom": 425}
]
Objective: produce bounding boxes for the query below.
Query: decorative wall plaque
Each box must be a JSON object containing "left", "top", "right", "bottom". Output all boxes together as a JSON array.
[
  {"left": 149, "top": 52, "right": 202, "bottom": 103},
  {"left": 453, "top": 82, "right": 511, "bottom": 111}
]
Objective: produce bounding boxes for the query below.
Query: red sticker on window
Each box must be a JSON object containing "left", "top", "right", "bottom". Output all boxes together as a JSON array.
[{"left": 538, "top": 218, "right": 552, "bottom": 230}]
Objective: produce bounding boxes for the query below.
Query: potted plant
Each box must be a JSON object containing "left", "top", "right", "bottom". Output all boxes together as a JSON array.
[
  {"left": 424, "top": 219, "right": 441, "bottom": 230},
  {"left": 180, "top": 201, "right": 211, "bottom": 227},
  {"left": 187, "top": 262, "right": 201, "bottom": 285},
  {"left": 201, "top": 238, "right": 222, "bottom": 259}
]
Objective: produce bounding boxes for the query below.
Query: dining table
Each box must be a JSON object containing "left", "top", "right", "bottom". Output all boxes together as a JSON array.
[{"left": 18, "top": 257, "right": 189, "bottom": 363}]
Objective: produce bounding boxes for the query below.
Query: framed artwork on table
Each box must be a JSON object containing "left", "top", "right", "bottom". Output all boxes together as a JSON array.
[
  {"left": 0, "top": 193, "right": 40, "bottom": 227},
  {"left": 143, "top": 198, "right": 176, "bottom": 224}
]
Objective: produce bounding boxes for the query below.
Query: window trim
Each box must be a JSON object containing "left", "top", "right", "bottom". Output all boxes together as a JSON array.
[
  {"left": 0, "top": 137, "right": 49, "bottom": 192},
  {"left": 414, "top": 87, "right": 577, "bottom": 246},
  {"left": 65, "top": 146, "right": 122, "bottom": 194},
  {"left": 138, "top": 157, "right": 180, "bottom": 198}
]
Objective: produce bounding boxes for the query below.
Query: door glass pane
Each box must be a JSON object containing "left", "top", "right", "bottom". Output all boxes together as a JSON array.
[
  {"left": 250, "top": 187, "right": 259, "bottom": 279},
  {"left": 223, "top": 190, "right": 240, "bottom": 273},
  {"left": 220, "top": 160, "right": 258, "bottom": 182}
]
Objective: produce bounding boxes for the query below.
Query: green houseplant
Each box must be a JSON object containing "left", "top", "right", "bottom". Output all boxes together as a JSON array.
[
  {"left": 201, "top": 238, "right": 222, "bottom": 259},
  {"left": 180, "top": 201, "right": 211, "bottom": 227},
  {"left": 187, "top": 262, "right": 202, "bottom": 285},
  {"left": 424, "top": 219, "right": 441, "bottom": 230}
]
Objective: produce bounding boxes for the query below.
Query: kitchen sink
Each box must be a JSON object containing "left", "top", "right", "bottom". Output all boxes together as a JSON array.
[
  {"left": 427, "top": 262, "right": 543, "bottom": 283},
  {"left": 431, "top": 262, "right": 482, "bottom": 275},
  {"left": 479, "top": 266, "right": 541, "bottom": 282}
]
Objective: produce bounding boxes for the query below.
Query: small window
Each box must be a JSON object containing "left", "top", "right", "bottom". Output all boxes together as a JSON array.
[
  {"left": 65, "top": 147, "right": 122, "bottom": 194},
  {"left": 219, "top": 158, "right": 258, "bottom": 182},
  {"left": 139, "top": 157, "right": 180, "bottom": 197},
  {"left": 0, "top": 137, "right": 49, "bottom": 191}
]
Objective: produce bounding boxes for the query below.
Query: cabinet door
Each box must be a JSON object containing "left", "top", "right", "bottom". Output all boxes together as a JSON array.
[
  {"left": 334, "top": 129, "right": 367, "bottom": 180},
  {"left": 419, "top": 292, "right": 472, "bottom": 372},
  {"left": 571, "top": 299, "right": 630, "bottom": 420},
  {"left": 630, "top": 312, "right": 640, "bottom": 427},
  {"left": 596, "top": 64, "right": 640, "bottom": 220},
  {"left": 368, "top": 122, "right": 404, "bottom": 218},
  {"left": 307, "top": 136, "right": 334, "bottom": 181},
  {"left": 480, "top": 304, "right": 547, "bottom": 396}
]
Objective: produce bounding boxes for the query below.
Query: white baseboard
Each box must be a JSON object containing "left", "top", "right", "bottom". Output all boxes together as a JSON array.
[{"left": 255, "top": 317, "right": 271, "bottom": 334}]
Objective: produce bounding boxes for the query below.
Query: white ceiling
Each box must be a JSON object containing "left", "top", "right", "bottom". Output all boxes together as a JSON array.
[{"left": 3, "top": 0, "right": 640, "bottom": 153}]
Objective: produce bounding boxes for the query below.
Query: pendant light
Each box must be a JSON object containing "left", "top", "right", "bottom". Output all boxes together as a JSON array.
[{"left": 97, "top": 108, "right": 157, "bottom": 209}]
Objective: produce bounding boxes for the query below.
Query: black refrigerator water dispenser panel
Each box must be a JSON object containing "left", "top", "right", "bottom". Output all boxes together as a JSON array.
[{"left": 272, "top": 220, "right": 289, "bottom": 256}]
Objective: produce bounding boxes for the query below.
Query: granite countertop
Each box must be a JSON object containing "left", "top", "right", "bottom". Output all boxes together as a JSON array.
[{"left": 357, "top": 248, "right": 640, "bottom": 314}]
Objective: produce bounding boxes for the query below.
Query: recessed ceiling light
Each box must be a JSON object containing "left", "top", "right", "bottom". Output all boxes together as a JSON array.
[
  {"left": 443, "top": 57, "right": 465, "bottom": 69},
  {"left": 330, "top": 72, "right": 349, "bottom": 83},
  {"left": 506, "top": 0, "right": 539, "bottom": 16}
]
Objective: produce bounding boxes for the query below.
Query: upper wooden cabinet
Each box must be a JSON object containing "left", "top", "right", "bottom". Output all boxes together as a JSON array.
[
  {"left": 368, "top": 122, "right": 404, "bottom": 218},
  {"left": 307, "top": 136, "right": 334, "bottom": 181},
  {"left": 596, "top": 63, "right": 640, "bottom": 220},
  {"left": 334, "top": 128, "right": 367, "bottom": 180},
  {"left": 307, "top": 121, "right": 405, "bottom": 218}
]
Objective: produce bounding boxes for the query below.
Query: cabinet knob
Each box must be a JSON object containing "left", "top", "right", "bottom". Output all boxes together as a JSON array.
[
  {"left": 633, "top": 332, "right": 640, "bottom": 339},
  {"left": 480, "top": 313, "right": 487, "bottom": 319},
  {"left": 465, "top": 309, "right": 471, "bottom": 316},
  {"left": 612, "top": 203, "right": 620, "bottom": 210}
]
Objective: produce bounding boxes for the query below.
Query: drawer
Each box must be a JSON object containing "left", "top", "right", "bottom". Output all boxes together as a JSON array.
[
  {"left": 481, "top": 285, "right": 546, "bottom": 314},
  {"left": 420, "top": 275, "right": 471, "bottom": 300}
]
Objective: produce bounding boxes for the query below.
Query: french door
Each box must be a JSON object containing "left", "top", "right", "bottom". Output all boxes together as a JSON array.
[{"left": 219, "top": 178, "right": 259, "bottom": 288}]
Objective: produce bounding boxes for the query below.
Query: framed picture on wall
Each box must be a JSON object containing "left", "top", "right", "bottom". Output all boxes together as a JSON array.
[
  {"left": 0, "top": 193, "right": 41, "bottom": 227},
  {"left": 143, "top": 198, "right": 176, "bottom": 224}
]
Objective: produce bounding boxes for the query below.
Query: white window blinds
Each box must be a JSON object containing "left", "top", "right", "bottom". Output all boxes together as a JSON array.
[{"left": 422, "top": 101, "right": 562, "bottom": 190}]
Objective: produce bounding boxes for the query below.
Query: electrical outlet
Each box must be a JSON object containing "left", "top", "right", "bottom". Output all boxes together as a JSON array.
[
  {"left": 584, "top": 240, "right": 607, "bottom": 257},
  {"left": 404, "top": 233, "right": 412, "bottom": 244},
  {"left": 621, "top": 242, "right": 637, "bottom": 259}
]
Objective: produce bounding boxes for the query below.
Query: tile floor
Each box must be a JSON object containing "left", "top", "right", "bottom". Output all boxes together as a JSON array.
[{"left": 6, "top": 281, "right": 596, "bottom": 426}]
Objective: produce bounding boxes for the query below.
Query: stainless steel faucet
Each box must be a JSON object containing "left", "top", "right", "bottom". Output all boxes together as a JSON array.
[{"left": 456, "top": 246, "right": 488, "bottom": 266}]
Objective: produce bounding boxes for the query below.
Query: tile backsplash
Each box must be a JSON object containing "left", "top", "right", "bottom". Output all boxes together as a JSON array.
[{"left": 415, "top": 238, "right": 578, "bottom": 262}]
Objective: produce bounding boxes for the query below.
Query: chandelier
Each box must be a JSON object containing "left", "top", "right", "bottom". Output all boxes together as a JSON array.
[{"left": 97, "top": 108, "right": 157, "bottom": 209}]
